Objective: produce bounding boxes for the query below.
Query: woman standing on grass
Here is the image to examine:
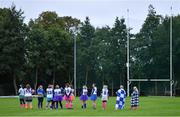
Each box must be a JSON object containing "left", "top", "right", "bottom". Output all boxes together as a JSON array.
[
  {"left": 37, "top": 85, "right": 45, "bottom": 109},
  {"left": 90, "top": 83, "right": 97, "bottom": 109},
  {"left": 131, "top": 86, "right": 139, "bottom": 110},
  {"left": 80, "top": 85, "right": 88, "bottom": 109},
  {"left": 46, "top": 84, "right": 53, "bottom": 109},
  {"left": 101, "top": 85, "right": 108, "bottom": 110},
  {"left": 53, "top": 85, "right": 63, "bottom": 109},
  {"left": 18, "top": 84, "right": 25, "bottom": 108},
  {"left": 115, "top": 85, "right": 126, "bottom": 110},
  {"left": 64, "top": 83, "right": 73, "bottom": 109},
  {"left": 24, "top": 84, "right": 34, "bottom": 109}
]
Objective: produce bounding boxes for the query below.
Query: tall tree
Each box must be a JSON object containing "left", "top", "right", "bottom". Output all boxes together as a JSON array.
[
  {"left": 134, "top": 4, "right": 161, "bottom": 79},
  {"left": 26, "top": 11, "right": 80, "bottom": 89},
  {"left": 0, "top": 6, "right": 26, "bottom": 94},
  {"left": 109, "top": 17, "right": 127, "bottom": 87},
  {"left": 25, "top": 25, "right": 47, "bottom": 90},
  {"left": 77, "top": 17, "right": 96, "bottom": 85}
]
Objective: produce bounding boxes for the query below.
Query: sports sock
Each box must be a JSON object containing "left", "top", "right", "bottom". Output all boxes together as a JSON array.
[
  {"left": 69, "top": 102, "right": 72, "bottom": 108},
  {"left": 25, "top": 104, "right": 28, "bottom": 109},
  {"left": 65, "top": 102, "right": 68, "bottom": 108}
]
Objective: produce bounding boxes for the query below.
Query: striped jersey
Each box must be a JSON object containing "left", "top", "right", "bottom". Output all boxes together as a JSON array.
[{"left": 24, "top": 88, "right": 32, "bottom": 97}]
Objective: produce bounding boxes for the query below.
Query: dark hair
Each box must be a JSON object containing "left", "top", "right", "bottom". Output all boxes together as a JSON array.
[
  {"left": 48, "top": 84, "right": 52, "bottom": 88},
  {"left": 39, "top": 85, "right": 43, "bottom": 88},
  {"left": 66, "top": 83, "right": 69, "bottom": 87}
]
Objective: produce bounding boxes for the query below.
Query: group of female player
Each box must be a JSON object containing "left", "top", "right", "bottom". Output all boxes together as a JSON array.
[
  {"left": 18, "top": 83, "right": 75, "bottom": 109},
  {"left": 79, "top": 83, "right": 108, "bottom": 110},
  {"left": 18, "top": 83, "right": 139, "bottom": 110}
]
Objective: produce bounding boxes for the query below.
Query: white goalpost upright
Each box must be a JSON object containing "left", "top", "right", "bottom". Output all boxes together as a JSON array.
[
  {"left": 74, "top": 34, "right": 77, "bottom": 97},
  {"left": 169, "top": 6, "right": 173, "bottom": 97},
  {"left": 126, "top": 9, "right": 130, "bottom": 97},
  {"left": 126, "top": 7, "right": 174, "bottom": 97}
]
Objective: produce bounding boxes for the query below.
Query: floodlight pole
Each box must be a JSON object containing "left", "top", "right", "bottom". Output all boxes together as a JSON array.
[
  {"left": 74, "top": 34, "right": 77, "bottom": 97},
  {"left": 127, "top": 9, "right": 130, "bottom": 97},
  {"left": 170, "top": 6, "right": 173, "bottom": 97}
]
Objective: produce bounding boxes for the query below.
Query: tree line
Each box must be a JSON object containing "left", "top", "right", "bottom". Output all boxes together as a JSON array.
[{"left": 0, "top": 4, "right": 180, "bottom": 96}]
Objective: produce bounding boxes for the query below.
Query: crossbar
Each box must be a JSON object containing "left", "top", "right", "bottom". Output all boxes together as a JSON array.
[{"left": 129, "top": 79, "right": 171, "bottom": 82}]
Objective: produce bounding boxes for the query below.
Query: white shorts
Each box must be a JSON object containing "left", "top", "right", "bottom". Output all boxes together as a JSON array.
[{"left": 101, "top": 96, "right": 108, "bottom": 101}]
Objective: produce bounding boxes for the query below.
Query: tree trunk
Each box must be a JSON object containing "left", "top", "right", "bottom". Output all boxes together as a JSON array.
[
  {"left": 119, "top": 68, "right": 123, "bottom": 86},
  {"left": 85, "top": 66, "right": 89, "bottom": 85},
  {"left": 155, "top": 81, "right": 157, "bottom": 95},
  {"left": 112, "top": 80, "right": 114, "bottom": 96},
  {"left": 53, "top": 68, "right": 56, "bottom": 86},
  {"left": 34, "top": 67, "right": 38, "bottom": 90},
  {"left": 13, "top": 73, "right": 18, "bottom": 95},
  {"left": 68, "top": 70, "right": 71, "bottom": 83},
  {"left": 138, "top": 81, "right": 141, "bottom": 94}
]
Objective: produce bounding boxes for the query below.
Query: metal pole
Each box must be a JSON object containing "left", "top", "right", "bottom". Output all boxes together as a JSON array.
[
  {"left": 127, "top": 9, "right": 130, "bottom": 97},
  {"left": 74, "top": 34, "right": 77, "bottom": 96},
  {"left": 170, "top": 6, "right": 173, "bottom": 97}
]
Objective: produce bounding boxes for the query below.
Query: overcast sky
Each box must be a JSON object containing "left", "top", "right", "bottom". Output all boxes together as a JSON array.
[{"left": 0, "top": 0, "right": 180, "bottom": 33}]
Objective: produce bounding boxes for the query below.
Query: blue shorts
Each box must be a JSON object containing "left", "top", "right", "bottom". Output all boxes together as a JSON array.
[
  {"left": 90, "top": 94, "right": 97, "bottom": 101},
  {"left": 80, "top": 95, "right": 88, "bottom": 101}
]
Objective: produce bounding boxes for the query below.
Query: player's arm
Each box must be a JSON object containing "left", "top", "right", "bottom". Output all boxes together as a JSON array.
[{"left": 67, "top": 90, "right": 72, "bottom": 97}]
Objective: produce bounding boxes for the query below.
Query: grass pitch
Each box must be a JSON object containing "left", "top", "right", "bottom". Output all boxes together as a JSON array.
[{"left": 0, "top": 97, "right": 179, "bottom": 116}]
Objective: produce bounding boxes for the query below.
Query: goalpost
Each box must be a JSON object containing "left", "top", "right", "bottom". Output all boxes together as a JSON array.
[
  {"left": 127, "top": 79, "right": 174, "bottom": 96},
  {"left": 126, "top": 7, "right": 174, "bottom": 97}
]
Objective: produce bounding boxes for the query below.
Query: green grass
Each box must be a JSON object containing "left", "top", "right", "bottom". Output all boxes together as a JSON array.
[{"left": 0, "top": 97, "right": 180, "bottom": 116}]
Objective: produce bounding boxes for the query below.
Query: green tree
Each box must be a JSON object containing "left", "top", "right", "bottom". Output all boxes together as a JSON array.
[
  {"left": 0, "top": 6, "right": 26, "bottom": 94},
  {"left": 26, "top": 11, "right": 80, "bottom": 89},
  {"left": 134, "top": 4, "right": 161, "bottom": 79},
  {"left": 25, "top": 25, "right": 47, "bottom": 90},
  {"left": 109, "top": 17, "right": 127, "bottom": 87},
  {"left": 77, "top": 17, "right": 96, "bottom": 85},
  {"left": 94, "top": 26, "right": 114, "bottom": 89}
]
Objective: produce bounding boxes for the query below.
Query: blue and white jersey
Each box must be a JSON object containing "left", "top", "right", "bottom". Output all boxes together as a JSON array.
[
  {"left": 24, "top": 88, "right": 32, "bottom": 97},
  {"left": 65, "top": 87, "right": 71, "bottom": 96},
  {"left": 46, "top": 88, "right": 53, "bottom": 99},
  {"left": 37, "top": 88, "right": 44, "bottom": 97},
  {"left": 82, "top": 88, "right": 88, "bottom": 95},
  {"left": 60, "top": 87, "right": 64, "bottom": 95},
  {"left": 54, "top": 89, "right": 62, "bottom": 96},
  {"left": 131, "top": 90, "right": 139, "bottom": 106},
  {"left": 115, "top": 88, "right": 126, "bottom": 110},
  {"left": 101, "top": 88, "right": 108, "bottom": 101},
  {"left": 116, "top": 88, "right": 126, "bottom": 98},
  {"left": 91, "top": 87, "right": 97, "bottom": 95},
  {"left": 18, "top": 88, "right": 25, "bottom": 96}
]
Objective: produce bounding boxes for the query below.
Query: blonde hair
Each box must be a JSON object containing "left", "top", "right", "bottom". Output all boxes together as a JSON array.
[
  {"left": 55, "top": 85, "right": 59, "bottom": 89},
  {"left": 103, "top": 85, "right": 108, "bottom": 89},
  {"left": 133, "top": 86, "right": 138, "bottom": 92},
  {"left": 26, "top": 84, "right": 31, "bottom": 89},
  {"left": 83, "top": 85, "right": 87, "bottom": 89}
]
